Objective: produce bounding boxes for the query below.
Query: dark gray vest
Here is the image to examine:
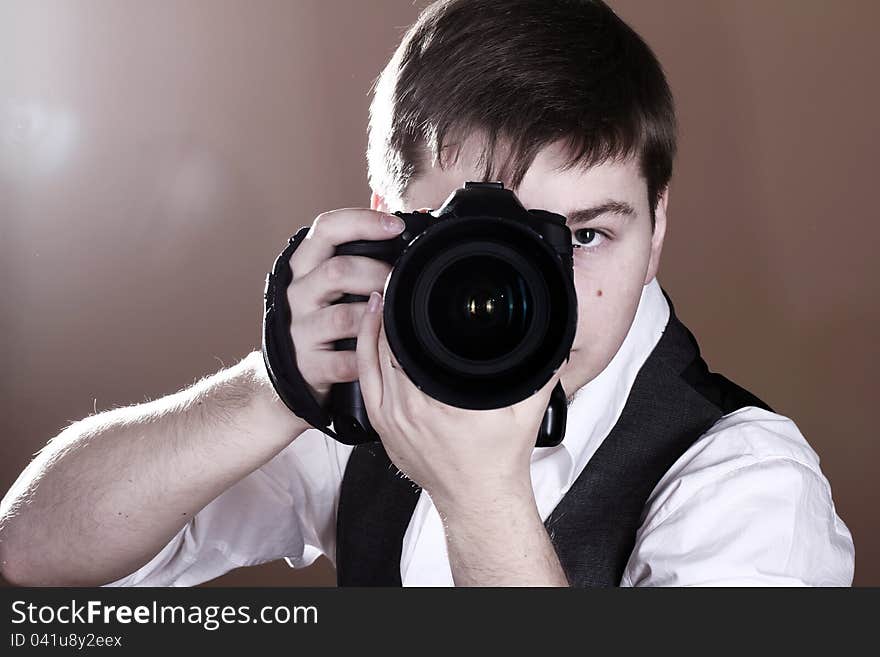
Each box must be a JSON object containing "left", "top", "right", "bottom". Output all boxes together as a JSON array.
[{"left": 335, "top": 292, "right": 771, "bottom": 586}]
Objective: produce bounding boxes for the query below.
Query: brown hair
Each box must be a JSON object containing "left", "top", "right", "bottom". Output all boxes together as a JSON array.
[{"left": 367, "top": 0, "right": 677, "bottom": 222}]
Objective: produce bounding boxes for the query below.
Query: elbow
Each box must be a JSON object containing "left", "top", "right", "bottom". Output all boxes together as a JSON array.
[
  {"left": 0, "top": 528, "right": 102, "bottom": 587},
  {"left": 0, "top": 517, "right": 40, "bottom": 586},
  {"left": 1, "top": 557, "right": 37, "bottom": 588},
  {"left": 0, "top": 519, "right": 127, "bottom": 588},
  {"left": 0, "top": 538, "right": 82, "bottom": 587},
  {"left": 0, "top": 513, "right": 56, "bottom": 587},
  {"left": 0, "top": 528, "right": 38, "bottom": 587}
]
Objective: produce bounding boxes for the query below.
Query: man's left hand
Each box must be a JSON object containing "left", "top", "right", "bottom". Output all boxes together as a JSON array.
[{"left": 355, "top": 291, "right": 561, "bottom": 510}]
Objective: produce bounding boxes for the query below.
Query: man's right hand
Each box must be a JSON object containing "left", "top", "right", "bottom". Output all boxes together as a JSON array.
[{"left": 285, "top": 209, "right": 406, "bottom": 406}]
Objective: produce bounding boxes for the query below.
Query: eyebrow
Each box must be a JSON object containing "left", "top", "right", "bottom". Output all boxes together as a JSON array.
[{"left": 565, "top": 200, "right": 637, "bottom": 226}]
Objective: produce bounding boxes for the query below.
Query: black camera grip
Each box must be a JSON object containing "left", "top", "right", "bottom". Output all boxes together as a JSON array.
[
  {"left": 329, "top": 291, "right": 380, "bottom": 444},
  {"left": 334, "top": 237, "right": 402, "bottom": 263},
  {"left": 328, "top": 228, "right": 409, "bottom": 443}
]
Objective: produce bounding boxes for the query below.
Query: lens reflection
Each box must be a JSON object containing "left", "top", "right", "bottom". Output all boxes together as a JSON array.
[{"left": 427, "top": 255, "right": 532, "bottom": 361}]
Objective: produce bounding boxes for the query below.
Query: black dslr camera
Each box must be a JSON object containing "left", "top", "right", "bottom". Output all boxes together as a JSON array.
[{"left": 262, "top": 182, "right": 578, "bottom": 447}]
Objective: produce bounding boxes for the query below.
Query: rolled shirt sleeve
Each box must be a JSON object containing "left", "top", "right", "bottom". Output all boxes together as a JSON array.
[
  {"left": 621, "top": 408, "right": 855, "bottom": 587},
  {"left": 104, "top": 429, "right": 353, "bottom": 587}
]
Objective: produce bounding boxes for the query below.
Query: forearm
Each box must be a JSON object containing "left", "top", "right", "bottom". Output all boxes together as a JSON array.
[
  {"left": 433, "top": 479, "right": 569, "bottom": 587},
  {"left": 0, "top": 351, "right": 309, "bottom": 586}
]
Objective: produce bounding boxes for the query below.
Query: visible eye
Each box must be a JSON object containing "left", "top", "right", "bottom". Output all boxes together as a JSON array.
[{"left": 572, "top": 228, "right": 608, "bottom": 249}]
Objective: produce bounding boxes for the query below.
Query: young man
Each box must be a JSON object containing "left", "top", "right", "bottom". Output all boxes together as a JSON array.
[{"left": 0, "top": 0, "right": 854, "bottom": 587}]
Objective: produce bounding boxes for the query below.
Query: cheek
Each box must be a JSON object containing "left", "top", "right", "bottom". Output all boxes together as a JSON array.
[{"left": 568, "top": 247, "right": 648, "bottom": 364}]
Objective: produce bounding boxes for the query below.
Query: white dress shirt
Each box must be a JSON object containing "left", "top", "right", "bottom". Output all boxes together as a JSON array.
[{"left": 106, "top": 279, "right": 855, "bottom": 587}]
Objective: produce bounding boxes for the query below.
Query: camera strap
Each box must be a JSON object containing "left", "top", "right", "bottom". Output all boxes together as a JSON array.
[{"left": 262, "top": 226, "right": 341, "bottom": 440}]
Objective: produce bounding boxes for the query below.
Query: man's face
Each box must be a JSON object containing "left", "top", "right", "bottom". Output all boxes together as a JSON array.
[{"left": 373, "top": 137, "right": 668, "bottom": 398}]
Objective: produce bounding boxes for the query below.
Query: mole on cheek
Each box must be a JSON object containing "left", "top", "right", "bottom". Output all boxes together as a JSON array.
[{"left": 596, "top": 289, "right": 603, "bottom": 297}]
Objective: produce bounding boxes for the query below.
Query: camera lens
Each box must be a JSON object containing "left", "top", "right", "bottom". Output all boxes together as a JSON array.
[
  {"left": 383, "top": 215, "right": 574, "bottom": 410},
  {"left": 426, "top": 255, "right": 531, "bottom": 361},
  {"left": 409, "top": 240, "right": 549, "bottom": 379}
]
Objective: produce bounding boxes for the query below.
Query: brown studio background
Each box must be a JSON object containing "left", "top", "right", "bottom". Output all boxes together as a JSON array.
[{"left": 1, "top": 0, "right": 877, "bottom": 587}]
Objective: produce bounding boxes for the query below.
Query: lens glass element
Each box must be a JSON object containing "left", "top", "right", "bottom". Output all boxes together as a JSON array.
[{"left": 426, "top": 255, "right": 532, "bottom": 361}]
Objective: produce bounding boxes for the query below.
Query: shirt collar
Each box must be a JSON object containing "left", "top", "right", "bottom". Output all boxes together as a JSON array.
[{"left": 531, "top": 278, "right": 671, "bottom": 486}]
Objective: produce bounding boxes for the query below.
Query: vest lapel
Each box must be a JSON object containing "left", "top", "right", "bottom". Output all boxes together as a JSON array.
[{"left": 335, "top": 441, "right": 420, "bottom": 585}]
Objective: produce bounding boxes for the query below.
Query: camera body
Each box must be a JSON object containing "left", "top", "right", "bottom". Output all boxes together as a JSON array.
[{"left": 329, "top": 181, "right": 578, "bottom": 446}]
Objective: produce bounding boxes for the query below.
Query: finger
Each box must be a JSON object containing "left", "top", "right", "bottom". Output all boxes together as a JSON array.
[
  {"left": 297, "top": 350, "right": 359, "bottom": 390},
  {"left": 289, "top": 256, "right": 392, "bottom": 312},
  {"left": 291, "top": 209, "right": 406, "bottom": 278},
  {"left": 377, "top": 316, "right": 419, "bottom": 416},
  {"left": 377, "top": 320, "right": 402, "bottom": 372},
  {"left": 376, "top": 316, "right": 402, "bottom": 400},
  {"left": 292, "top": 302, "right": 368, "bottom": 348},
  {"left": 356, "top": 291, "right": 385, "bottom": 414}
]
